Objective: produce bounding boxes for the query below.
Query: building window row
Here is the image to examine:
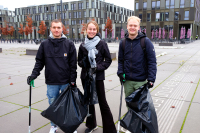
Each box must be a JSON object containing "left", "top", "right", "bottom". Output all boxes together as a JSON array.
[{"left": 136, "top": 0, "right": 194, "bottom": 10}]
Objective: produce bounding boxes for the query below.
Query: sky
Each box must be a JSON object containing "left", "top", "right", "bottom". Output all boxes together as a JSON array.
[{"left": 1, "top": 0, "right": 134, "bottom": 11}]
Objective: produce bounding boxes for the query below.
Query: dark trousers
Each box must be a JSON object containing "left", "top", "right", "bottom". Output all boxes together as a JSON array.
[{"left": 81, "top": 80, "right": 117, "bottom": 133}]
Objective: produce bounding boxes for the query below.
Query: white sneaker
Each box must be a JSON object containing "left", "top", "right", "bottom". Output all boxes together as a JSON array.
[
  {"left": 121, "top": 127, "right": 127, "bottom": 132},
  {"left": 49, "top": 126, "right": 58, "bottom": 133},
  {"left": 125, "top": 130, "right": 131, "bottom": 133},
  {"left": 73, "top": 130, "right": 77, "bottom": 133}
]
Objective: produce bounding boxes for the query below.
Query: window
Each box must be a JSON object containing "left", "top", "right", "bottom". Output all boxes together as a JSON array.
[
  {"left": 96, "top": 2, "right": 98, "bottom": 8},
  {"left": 98, "top": 11, "right": 100, "bottom": 17},
  {"left": 71, "top": 4, "right": 74, "bottom": 10},
  {"left": 170, "top": 0, "right": 174, "bottom": 8},
  {"left": 92, "top": 1, "right": 94, "bottom": 8},
  {"left": 139, "top": 14, "right": 142, "bottom": 22},
  {"left": 147, "top": 13, "right": 151, "bottom": 22},
  {"left": 44, "top": 7, "right": 48, "bottom": 12},
  {"left": 84, "top": 11, "right": 86, "bottom": 17},
  {"left": 63, "top": 13, "right": 66, "bottom": 19},
  {"left": 18, "top": 9, "right": 20, "bottom": 15},
  {"left": 64, "top": 4, "right": 68, "bottom": 11},
  {"left": 135, "top": 3, "right": 139, "bottom": 11},
  {"left": 50, "top": 6, "right": 54, "bottom": 12},
  {"left": 143, "top": 2, "right": 147, "bottom": 10},
  {"left": 69, "top": 12, "right": 71, "bottom": 18},
  {"left": 156, "top": 13, "right": 160, "bottom": 21},
  {"left": 27, "top": 8, "right": 30, "bottom": 14},
  {"left": 166, "top": 0, "right": 169, "bottom": 9},
  {"left": 184, "top": 11, "right": 189, "bottom": 20},
  {"left": 22, "top": 9, "right": 25, "bottom": 15},
  {"left": 38, "top": 7, "right": 42, "bottom": 13},
  {"left": 174, "top": 12, "right": 179, "bottom": 20},
  {"left": 86, "top": 2, "right": 89, "bottom": 8},
  {"left": 160, "top": 12, "right": 164, "bottom": 21},
  {"left": 33, "top": 8, "right": 36, "bottom": 14},
  {"left": 180, "top": 0, "right": 184, "bottom": 8},
  {"left": 79, "top": 3, "right": 83, "bottom": 9},
  {"left": 191, "top": 0, "right": 194, "bottom": 7},
  {"left": 79, "top": 12, "right": 81, "bottom": 18},
  {"left": 165, "top": 12, "right": 169, "bottom": 21},
  {"left": 57, "top": 5, "right": 61, "bottom": 11},
  {"left": 74, "top": 12, "right": 76, "bottom": 18},
  {"left": 152, "top": 2, "right": 156, "bottom": 10},
  {"left": 55, "top": 14, "right": 57, "bottom": 19},
  {"left": 89, "top": 10, "right": 92, "bottom": 17},
  {"left": 79, "top": 20, "right": 82, "bottom": 24},
  {"left": 74, "top": 4, "right": 76, "bottom": 10},
  {"left": 157, "top": 1, "right": 160, "bottom": 9}
]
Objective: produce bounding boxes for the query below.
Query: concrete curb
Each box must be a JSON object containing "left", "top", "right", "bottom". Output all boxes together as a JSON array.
[{"left": 156, "top": 52, "right": 167, "bottom": 58}]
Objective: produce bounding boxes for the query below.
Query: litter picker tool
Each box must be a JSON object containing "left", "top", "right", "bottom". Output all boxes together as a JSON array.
[
  {"left": 117, "top": 74, "right": 125, "bottom": 133},
  {"left": 29, "top": 80, "right": 34, "bottom": 133}
]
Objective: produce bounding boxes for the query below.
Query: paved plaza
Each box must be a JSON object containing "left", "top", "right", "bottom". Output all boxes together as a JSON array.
[{"left": 0, "top": 40, "right": 200, "bottom": 133}]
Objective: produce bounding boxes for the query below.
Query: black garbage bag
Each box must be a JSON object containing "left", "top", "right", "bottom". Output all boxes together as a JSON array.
[
  {"left": 83, "top": 68, "right": 98, "bottom": 105},
  {"left": 120, "top": 84, "right": 159, "bottom": 133},
  {"left": 41, "top": 85, "right": 88, "bottom": 133}
]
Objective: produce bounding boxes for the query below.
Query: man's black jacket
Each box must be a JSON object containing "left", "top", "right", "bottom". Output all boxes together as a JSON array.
[{"left": 31, "top": 37, "right": 77, "bottom": 85}]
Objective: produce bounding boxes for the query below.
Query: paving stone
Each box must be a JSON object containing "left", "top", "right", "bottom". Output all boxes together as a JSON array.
[
  {"left": 0, "top": 101, "right": 22, "bottom": 116},
  {"left": 182, "top": 103, "right": 200, "bottom": 133},
  {"left": 0, "top": 108, "right": 49, "bottom": 133},
  {"left": 2, "top": 85, "right": 47, "bottom": 106}
]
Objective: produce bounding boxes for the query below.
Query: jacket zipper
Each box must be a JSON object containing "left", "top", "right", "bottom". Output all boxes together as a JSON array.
[{"left": 131, "top": 42, "right": 132, "bottom": 79}]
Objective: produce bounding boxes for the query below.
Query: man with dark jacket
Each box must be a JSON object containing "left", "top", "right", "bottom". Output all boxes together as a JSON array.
[
  {"left": 27, "top": 19, "right": 77, "bottom": 133},
  {"left": 117, "top": 16, "right": 157, "bottom": 133}
]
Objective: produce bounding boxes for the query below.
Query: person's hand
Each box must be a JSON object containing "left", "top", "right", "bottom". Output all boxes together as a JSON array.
[
  {"left": 119, "top": 73, "right": 126, "bottom": 84},
  {"left": 147, "top": 81, "right": 154, "bottom": 88},
  {"left": 70, "top": 82, "right": 76, "bottom": 87},
  {"left": 27, "top": 76, "right": 36, "bottom": 85}
]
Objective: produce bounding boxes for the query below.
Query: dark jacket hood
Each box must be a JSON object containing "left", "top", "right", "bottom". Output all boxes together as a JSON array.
[
  {"left": 125, "top": 30, "right": 147, "bottom": 40},
  {"left": 48, "top": 31, "right": 67, "bottom": 46}
]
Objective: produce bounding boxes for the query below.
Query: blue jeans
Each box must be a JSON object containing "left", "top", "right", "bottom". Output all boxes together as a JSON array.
[{"left": 47, "top": 83, "right": 69, "bottom": 126}]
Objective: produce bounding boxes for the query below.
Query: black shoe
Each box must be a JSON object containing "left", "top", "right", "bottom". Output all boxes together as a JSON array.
[{"left": 85, "top": 126, "right": 98, "bottom": 133}]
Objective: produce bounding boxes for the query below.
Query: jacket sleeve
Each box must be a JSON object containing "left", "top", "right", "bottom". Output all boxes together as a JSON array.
[
  {"left": 31, "top": 43, "right": 45, "bottom": 78},
  {"left": 117, "top": 40, "right": 124, "bottom": 76},
  {"left": 78, "top": 44, "right": 83, "bottom": 68},
  {"left": 69, "top": 41, "right": 77, "bottom": 82},
  {"left": 96, "top": 42, "right": 112, "bottom": 71},
  {"left": 145, "top": 37, "right": 157, "bottom": 82}
]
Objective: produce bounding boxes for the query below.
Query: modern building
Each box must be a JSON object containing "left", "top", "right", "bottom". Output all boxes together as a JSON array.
[
  {"left": 0, "top": 6, "right": 15, "bottom": 38},
  {"left": 14, "top": 0, "right": 134, "bottom": 39},
  {"left": 134, "top": 0, "right": 199, "bottom": 40}
]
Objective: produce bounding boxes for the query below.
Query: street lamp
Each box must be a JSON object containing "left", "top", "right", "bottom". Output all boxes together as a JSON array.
[
  {"left": 60, "top": 0, "right": 63, "bottom": 24},
  {"left": 121, "top": 10, "right": 122, "bottom": 40}
]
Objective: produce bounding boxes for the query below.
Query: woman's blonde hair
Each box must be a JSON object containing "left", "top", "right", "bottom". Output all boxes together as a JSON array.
[
  {"left": 85, "top": 21, "right": 99, "bottom": 35},
  {"left": 127, "top": 16, "right": 141, "bottom": 25}
]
